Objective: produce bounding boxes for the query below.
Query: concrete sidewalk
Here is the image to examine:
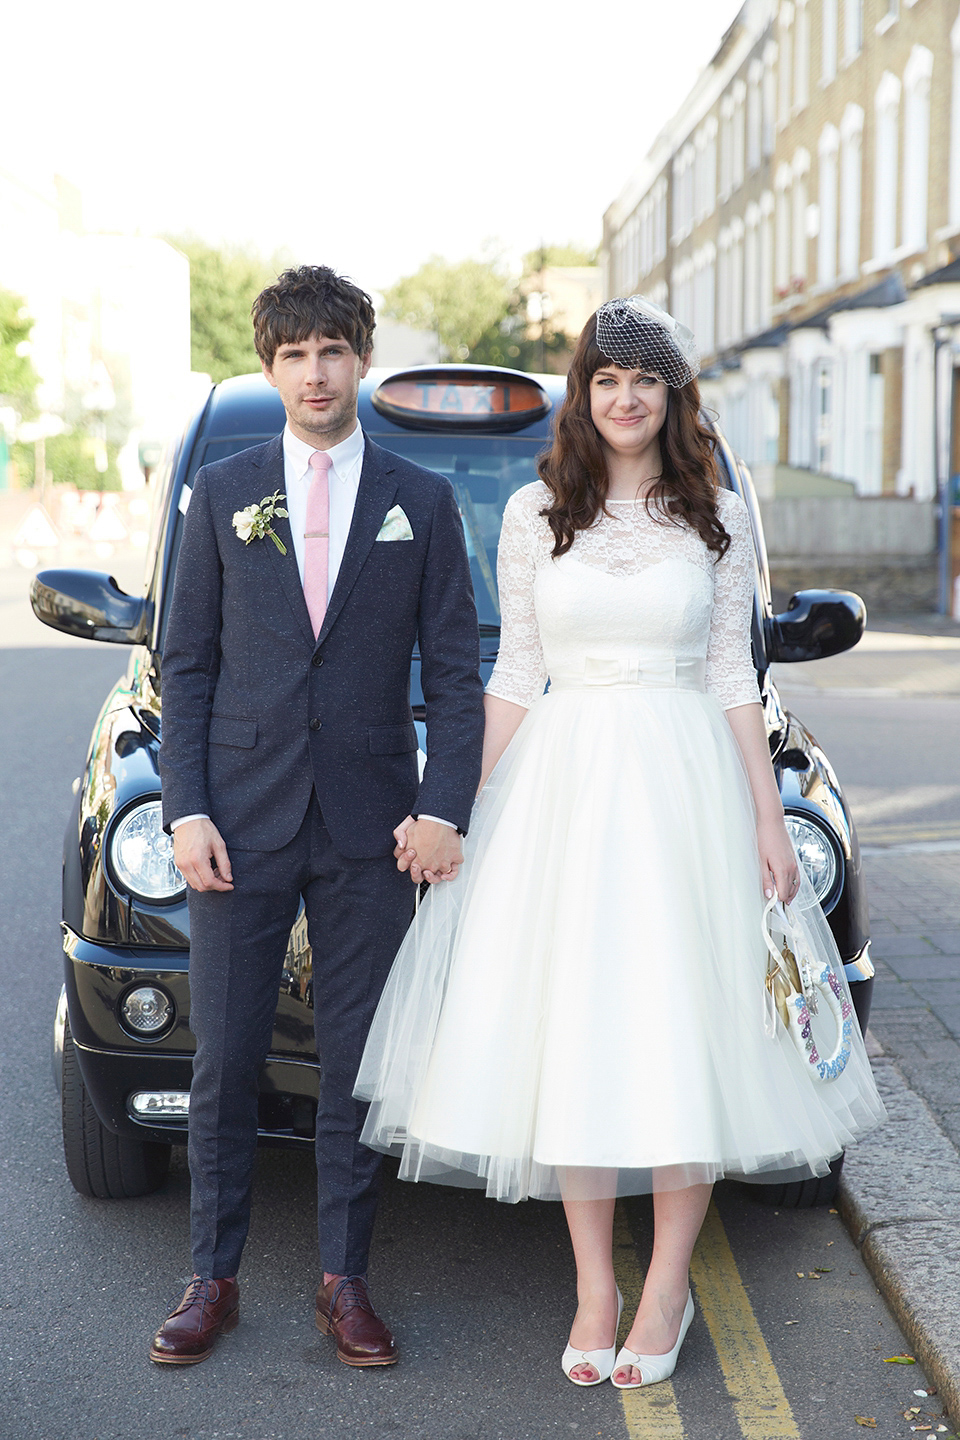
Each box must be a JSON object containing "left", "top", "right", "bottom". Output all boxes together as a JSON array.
[{"left": 786, "top": 615, "right": 960, "bottom": 1429}]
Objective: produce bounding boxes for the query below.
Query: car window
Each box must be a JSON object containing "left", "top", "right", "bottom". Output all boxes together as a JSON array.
[{"left": 368, "top": 433, "right": 544, "bottom": 626}]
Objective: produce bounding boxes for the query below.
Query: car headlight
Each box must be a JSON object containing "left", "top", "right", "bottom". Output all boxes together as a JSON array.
[
  {"left": 109, "top": 800, "right": 185, "bottom": 902},
  {"left": 120, "top": 985, "right": 174, "bottom": 1037},
  {"left": 784, "top": 813, "right": 840, "bottom": 906}
]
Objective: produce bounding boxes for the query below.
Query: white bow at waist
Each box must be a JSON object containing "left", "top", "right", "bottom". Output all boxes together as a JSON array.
[{"left": 548, "top": 655, "right": 707, "bottom": 691}]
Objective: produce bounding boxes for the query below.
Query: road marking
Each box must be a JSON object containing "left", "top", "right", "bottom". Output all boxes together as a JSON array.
[
  {"left": 612, "top": 1201, "right": 685, "bottom": 1440},
  {"left": 691, "top": 1201, "right": 800, "bottom": 1440}
]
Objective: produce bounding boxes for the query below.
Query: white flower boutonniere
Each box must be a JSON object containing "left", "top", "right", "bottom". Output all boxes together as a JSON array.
[{"left": 232, "top": 491, "right": 289, "bottom": 554}]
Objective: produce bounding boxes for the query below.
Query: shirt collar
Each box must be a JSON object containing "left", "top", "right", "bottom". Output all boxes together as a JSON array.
[{"left": 283, "top": 422, "right": 364, "bottom": 482}]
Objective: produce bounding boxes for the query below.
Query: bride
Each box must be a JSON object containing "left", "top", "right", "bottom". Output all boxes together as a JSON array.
[{"left": 355, "top": 296, "right": 885, "bottom": 1390}]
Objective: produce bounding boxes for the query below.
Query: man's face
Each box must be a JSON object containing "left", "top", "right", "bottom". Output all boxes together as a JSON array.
[{"left": 262, "top": 332, "right": 371, "bottom": 448}]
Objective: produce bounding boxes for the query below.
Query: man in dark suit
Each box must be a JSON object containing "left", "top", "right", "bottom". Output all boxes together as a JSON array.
[{"left": 152, "top": 265, "right": 484, "bottom": 1367}]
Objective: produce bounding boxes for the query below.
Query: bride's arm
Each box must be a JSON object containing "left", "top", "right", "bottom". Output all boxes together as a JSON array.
[
  {"left": 724, "top": 704, "right": 799, "bottom": 902},
  {"left": 479, "top": 488, "right": 548, "bottom": 789},
  {"left": 479, "top": 694, "right": 528, "bottom": 790},
  {"left": 706, "top": 492, "right": 799, "bottom": 903}
]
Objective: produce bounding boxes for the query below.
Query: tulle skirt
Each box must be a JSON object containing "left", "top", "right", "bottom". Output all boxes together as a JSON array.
[{"left": 355, "top": 685, "right": 886, "bottom": 1202}]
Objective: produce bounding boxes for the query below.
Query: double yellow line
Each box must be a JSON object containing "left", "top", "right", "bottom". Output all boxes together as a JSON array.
[{"left": 612, "top": 1200, "right": 800, "bottom": 1440}]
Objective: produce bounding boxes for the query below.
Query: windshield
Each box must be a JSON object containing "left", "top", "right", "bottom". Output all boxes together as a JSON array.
[{"left": 368, "top": 432, "right": 545, "bottom": 627}]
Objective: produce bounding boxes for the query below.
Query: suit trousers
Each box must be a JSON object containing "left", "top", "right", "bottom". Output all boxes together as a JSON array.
[{"left": 186, "top": 793, "right": 416, "bottom": 1278}]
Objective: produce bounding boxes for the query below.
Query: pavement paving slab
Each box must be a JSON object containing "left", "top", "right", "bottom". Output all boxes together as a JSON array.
[{"left": 840, "top": 1058, "right": 960, "bottom": 1430}]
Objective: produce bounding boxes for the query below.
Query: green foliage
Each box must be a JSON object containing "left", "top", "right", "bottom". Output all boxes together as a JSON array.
[
  {"left": 12, "top": 431, "right": 120, "bottom": 491},
  {"left": 0, "top": 289, "right": 40, "bottom": 415},
  {"left": 171, "top": 238, "right": 277, "bottom": 383},
  {"left": 381, "top": 257, "right": 514, "bottom": 362},
  {"left": 382, "top": 247, "right": 595, "bottom": 374},
  {"left": 522, "top": 243, "right": 598, "bottom": 272}
]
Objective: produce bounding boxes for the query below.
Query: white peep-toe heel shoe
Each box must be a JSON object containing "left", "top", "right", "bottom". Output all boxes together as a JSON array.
[
  {"left": 610, "top": 1289, "right": 694, "bottom": 1390},
  {"left": 561, "top": 1288, "right": 624, "bottom": 1387}
]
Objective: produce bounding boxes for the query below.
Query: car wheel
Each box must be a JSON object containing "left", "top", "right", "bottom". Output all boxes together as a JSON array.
[
  {"left": 744, "top": 1153, "right": 845, "bottom": 1209},
  {"left": 61, "top": 1012, "right": 171, "bottom": 1199}
]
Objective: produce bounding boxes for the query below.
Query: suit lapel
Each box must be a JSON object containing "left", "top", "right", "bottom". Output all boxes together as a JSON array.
[
  {"left": 317, "top": 437, "right": 398, "bottom": 646},
  {"left": 252, "top": 435, "right": 316, "bottom": 648}
]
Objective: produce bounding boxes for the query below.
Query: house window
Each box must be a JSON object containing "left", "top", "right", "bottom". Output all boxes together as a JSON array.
[
  {"left": 748, "top": 61, "right": 763, "bottom": 172},
  {"left": 760, "top": 192, "right": 775, "bottom": 330},
  {"left": 792, "top": 149, "right": 810, "bottom": 280},
  {"left": 718, "top": 230, "right": 731, "bottom": 347},
  {"left": 779, "top": 4, "right": 794, "bottom": 127},
  {"left": 951, "top": 13, "right": 960, "bottom": 230},
  {"left": 822, "top": 0, "right": 838, "bottom": 84},
  {"left": 843, "top": 0, "right": 862, "bottom": 63},
  {"left": 730, "top": 218, "right": 744, "bottom": 343},
  {"left": 839, "top": 103, "right": 864, "bottom": 277},
  {"left": 902, "top": 46, "right": 934, "bottom": 253},
  {"left": 732, "top": 81, "right": 746, "bottom": 190},
  {"left": 763, "top": 41, "right": 778, "bottom": 155},
  {"left": 873, "top": 71, "right": 901, "bottom": 263},
  {"left": 818, "top": 125, "right": 840, "bottom": 286},
  {"left": 794, "top": 0, "right": 810, "bottom": 110},
  {"left": 744, "top": 204, "right": 760, "bottom": 335},
  {"left": 815, "top": 361, "right": 833, "bottom": 473},
  {"left": 720, "top": 95, "right": 734, "bottom": 200},
  {"left": 775, "top": 165, "right": 792, "bottom": 290}
]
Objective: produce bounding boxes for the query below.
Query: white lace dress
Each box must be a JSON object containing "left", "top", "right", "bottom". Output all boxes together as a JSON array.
[{"left": 355, "top": 483, "right": 885, "bottom": 1201}]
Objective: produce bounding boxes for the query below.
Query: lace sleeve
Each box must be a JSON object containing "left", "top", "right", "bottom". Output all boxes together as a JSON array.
[
  {"left": 704, "top": 491, "right": 761, "bottom": 710},
  {"left": 485, "top": 485, "right": 548, "bottom": 708}
]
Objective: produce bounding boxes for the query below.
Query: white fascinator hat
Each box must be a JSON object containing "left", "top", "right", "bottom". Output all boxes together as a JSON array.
[{"left": 594, "top": 294, "right": 700, "bottom": 388}]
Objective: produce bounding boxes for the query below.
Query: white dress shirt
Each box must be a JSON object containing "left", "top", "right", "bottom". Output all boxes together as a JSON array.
[
  {"left": 283, "top": 422, "right": 364, "bottom": 597},
  {"left": 171, "top": 422, "right": 454, "bottom": 833}
]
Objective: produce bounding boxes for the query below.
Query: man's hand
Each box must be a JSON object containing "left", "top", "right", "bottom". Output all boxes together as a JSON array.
[
  {"left": 393, "top": 816, "right": 462, "bottom": 884},
  {"left": 173, "top": 818, "right": 234, "bottom": 892}
]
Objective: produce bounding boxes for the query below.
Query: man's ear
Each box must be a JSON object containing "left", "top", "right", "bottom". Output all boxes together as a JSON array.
[
  {"left": 360, "top": 349, "right": 373, "bottom": 380},
  {"left": 262, "top": 359, "right": 277, "bottom": 389}
]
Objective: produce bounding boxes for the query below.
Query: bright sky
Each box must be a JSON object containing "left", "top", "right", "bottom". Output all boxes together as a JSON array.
[{"left": 7, "top": 0, "right": 742, "bottom": 292}]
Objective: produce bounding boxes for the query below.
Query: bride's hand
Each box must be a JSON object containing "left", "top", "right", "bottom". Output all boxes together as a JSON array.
[{"left": 757, "top": 814, "right": 800, "bottom": 903}]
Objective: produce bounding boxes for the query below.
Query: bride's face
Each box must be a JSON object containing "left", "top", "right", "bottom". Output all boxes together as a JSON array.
[{"left": 589, "top": 365, "right": 668, "bottom": 461}]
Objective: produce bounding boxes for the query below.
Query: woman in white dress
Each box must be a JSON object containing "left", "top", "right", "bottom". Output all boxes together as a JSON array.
[{"left": 356, "top": 296, "right": 885, "bottom": 1390}]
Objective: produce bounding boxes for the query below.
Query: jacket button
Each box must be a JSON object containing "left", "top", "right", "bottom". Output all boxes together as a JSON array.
[
  {"left": 309, "top": 718, "right": 322, "bottom": 731},
  {"left": 312, "top": 654, "right": 324, "bottom": 667}
]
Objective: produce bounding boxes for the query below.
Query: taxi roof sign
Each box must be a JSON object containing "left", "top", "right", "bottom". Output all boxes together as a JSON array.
[{"left": 371, "top": 368, "right": 551, "bottom": 432}]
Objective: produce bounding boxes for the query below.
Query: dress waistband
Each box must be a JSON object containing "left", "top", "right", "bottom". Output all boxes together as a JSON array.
[{"left": 548, "top": 655, "right": 707, "bottom": 692}]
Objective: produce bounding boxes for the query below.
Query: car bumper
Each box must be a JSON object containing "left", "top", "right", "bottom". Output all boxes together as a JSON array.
[{"left": 59, "top": 928, "right": 321, "bottom": 1147}]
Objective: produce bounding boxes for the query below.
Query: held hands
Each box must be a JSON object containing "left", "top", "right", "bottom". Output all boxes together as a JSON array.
[
  {"left": 393, "top": 816, "right": 463, "bottom": 884},
  {"left": 173, "top": 818, "right": 234, "bottom": 893},
  {"left": 757, "top": 813, "right": 800, "bottom": 904}
]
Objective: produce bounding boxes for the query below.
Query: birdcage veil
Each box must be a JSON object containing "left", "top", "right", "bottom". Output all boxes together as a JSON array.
[{"left": 594, "top": 294, "right": 700, "bottom": 388}]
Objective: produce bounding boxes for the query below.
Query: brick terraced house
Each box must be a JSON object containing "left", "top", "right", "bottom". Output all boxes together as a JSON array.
[{"left": 602, "top": 0, "right": 960, "bottom": 519}]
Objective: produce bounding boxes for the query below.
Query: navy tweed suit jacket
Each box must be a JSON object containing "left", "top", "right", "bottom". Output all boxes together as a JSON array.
[{"left": 159, "top": 433, "right": 485, "bottom": 857}]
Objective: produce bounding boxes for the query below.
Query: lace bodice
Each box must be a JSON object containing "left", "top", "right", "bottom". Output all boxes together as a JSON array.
[{"left": 486, "top": 482, "right": 759, "bottom": 711}]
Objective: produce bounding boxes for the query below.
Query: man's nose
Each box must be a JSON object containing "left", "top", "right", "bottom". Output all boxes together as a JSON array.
[{"left": 305, "top": 357, "right": 326, "bottom": 385}]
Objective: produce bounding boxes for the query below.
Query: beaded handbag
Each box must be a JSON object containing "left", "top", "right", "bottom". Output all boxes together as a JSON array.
[{"left": 761, "top": 893, "right": 853, "bottom": 1083}]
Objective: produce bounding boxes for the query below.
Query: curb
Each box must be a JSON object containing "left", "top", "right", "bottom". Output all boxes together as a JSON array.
[{"left": 839, "top": 1056, "right": 960, "bottom": 1429}]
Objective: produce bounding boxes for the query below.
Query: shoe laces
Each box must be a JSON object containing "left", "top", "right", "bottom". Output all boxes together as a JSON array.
[
  {"left": 175, "top": 1276, "right": 218, "bottom": 1316},
  {"left": 330, "top": 1276, "right": 374, "bottom": 1316}
]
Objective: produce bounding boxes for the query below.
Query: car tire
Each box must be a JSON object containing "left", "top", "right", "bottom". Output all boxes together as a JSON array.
[
  {"left": 744, "top": 1153, "right": 845, "bottom": 1209},
  {"left": 61, "top": 1013, "right": 171, "bottom": 1199}
]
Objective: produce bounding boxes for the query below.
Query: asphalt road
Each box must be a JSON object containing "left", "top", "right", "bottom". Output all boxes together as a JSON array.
[{"left": 0, "top": 568, "right": 946, "bottom": 1440}]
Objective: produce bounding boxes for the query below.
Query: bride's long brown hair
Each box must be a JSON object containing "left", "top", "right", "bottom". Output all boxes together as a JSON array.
[{"left": 538, "top": 313, "right": 730, "bottom": 560}]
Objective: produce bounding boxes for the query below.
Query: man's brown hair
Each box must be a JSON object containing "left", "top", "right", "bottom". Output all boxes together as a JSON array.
[{"left": 252, "top": 265, "right": 376, "bottom": 368}]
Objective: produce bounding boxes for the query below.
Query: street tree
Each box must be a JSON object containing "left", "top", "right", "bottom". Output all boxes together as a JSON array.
[
  {"left": 172, "top": 239, "right": 278, "bottom": 382},
  {"left": 381, "top": 257, "right": 515, "bottom": 362},
  {"left": 0, "top": 289, "right": 40, "bottom": 416}
]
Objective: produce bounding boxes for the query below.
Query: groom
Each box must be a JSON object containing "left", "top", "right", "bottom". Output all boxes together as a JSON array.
[{"left": 153, "top": 265, "right": 484, "bottom": 1367}]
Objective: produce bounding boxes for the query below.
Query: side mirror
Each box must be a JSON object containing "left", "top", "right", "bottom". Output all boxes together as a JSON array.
[
  {"left": 30, "top": 569, "right": 151, "bottom": 645},
  {"left": 765, "top": 589, "right": 866, "bottom": 664}
]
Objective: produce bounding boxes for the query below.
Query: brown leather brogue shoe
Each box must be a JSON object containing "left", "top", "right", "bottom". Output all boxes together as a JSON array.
[
  {"left": 150, "top": 1275, "right": 240, "bottom": 1365},
  {"left": 315, "top": 1275, "right": 398, "bottom": 1367}
]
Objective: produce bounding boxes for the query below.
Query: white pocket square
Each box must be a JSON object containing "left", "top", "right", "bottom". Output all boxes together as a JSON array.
[{"left": 376, "top": 504, "right": 414, "bottom": 542}]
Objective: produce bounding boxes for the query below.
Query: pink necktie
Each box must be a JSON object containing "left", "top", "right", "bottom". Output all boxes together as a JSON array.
[{"left": 304, "top": 450, "right": 332, "bottom": 637}]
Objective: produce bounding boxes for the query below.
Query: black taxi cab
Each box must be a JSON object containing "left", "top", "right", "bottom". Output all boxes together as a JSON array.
[{"left": 31, "top": 365, "right": 874, "bottom": 1209}]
